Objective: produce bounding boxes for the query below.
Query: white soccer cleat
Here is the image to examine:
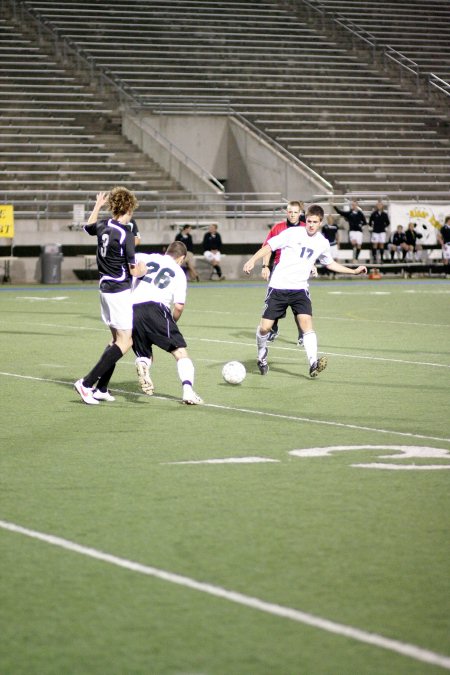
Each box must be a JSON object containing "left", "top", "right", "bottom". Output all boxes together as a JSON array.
[
  {"left": 136, "top": 358, "right": 154, "bottom": 396},
  {"left": 93, "top": 389, "right": 115, "bottom": 402},
  {"left": 182, "top": 390, "right": 204, "bottom": 405},
  {"left": 74, "top": 379, "right": 99, "bottom": 405}
]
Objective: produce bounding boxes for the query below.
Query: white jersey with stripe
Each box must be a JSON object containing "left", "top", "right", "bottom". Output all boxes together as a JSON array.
[
  {"left": 131, "top": 253, "right": 187, "bottom": 309},
  {"left": 268, "top": 227, "right": 334, "bottom": 290}
]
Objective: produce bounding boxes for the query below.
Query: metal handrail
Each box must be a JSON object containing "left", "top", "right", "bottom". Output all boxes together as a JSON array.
[
  {"left": 429, "top": 73, "right": 450, "bottom": 98},
  {"left": 385, "top": 47, "right": 420, "bottom": 89},
  {"left": 334, "top": 14, "right": 377, "bottom": 60}
]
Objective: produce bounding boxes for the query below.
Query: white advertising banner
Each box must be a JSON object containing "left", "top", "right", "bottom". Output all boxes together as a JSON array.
[{"left": 388, "top": 203, "right": 450, "bottom": 245}]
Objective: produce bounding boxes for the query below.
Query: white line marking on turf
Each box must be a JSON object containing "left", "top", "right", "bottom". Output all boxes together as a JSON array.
[
  {"left": 0, "top": 520, "right": 449, "bottom": 670},
  {"left": 190, "top": 338, "right": 450, "bottom": 369},
  {"left": 163, "top": 457, "right": 279, "bottom": 465},
  {"left": 1, "top": 371, "right": 449, "bottom": 444},
  {"left": 18, "top": 296, "right": 68, "bottom": 301},
  {"left": 353, "top": 463, "right": 450, "bottom": 470}
]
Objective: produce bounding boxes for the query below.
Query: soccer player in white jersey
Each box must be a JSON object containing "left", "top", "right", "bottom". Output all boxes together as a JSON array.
[
  {"left": 243, "top": 204, "right": 367, "bottom": 377},
  {"left": 131, "top": 240, "right": 203, "bottom": 405}
]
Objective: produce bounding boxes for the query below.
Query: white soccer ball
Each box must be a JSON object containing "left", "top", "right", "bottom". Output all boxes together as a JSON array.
[{"left": 222, "top": 361, "right": 246, "bottom": 385}]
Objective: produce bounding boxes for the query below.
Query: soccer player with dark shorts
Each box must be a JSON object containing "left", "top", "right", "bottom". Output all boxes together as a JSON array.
[
  {"left": 131, "top": 240, "right": 203, "bottom": 405},
  {"left": 261, "top": 200, "right": 306, "bottom": 345},
  {"left": 244, "top": 204, "right": 367, "bottom": 378},
  {"left": 74, "top": 187, "right": 146, "bottom": 405}
]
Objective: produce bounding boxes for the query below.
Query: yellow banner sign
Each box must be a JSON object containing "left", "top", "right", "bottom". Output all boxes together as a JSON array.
[{"left": 0, "top": 205, "right": 14, "bottom": 238}]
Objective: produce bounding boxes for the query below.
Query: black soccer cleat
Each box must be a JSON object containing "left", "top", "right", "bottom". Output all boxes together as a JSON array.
[
  {"left": 257, "top": 360, "right": 269, "bottom": 375},
  {"left": 267, "top": 326, "right": 279, "bottom": 343},
  {"left": 309, "top": 356, "right": 328, "bottom": 378}
]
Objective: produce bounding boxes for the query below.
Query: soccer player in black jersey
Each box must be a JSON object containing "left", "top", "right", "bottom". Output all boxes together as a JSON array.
[{"left": 74, "top": 187, "right": 146, "bottom": 405}]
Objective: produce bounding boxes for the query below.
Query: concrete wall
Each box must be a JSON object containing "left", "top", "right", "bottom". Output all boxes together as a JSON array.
[{"left": 130, "top": 112, "right": 332, "bottom": 200}]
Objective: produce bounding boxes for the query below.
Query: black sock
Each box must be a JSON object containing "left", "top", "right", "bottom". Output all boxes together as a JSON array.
[
  {"left": 96, "top": 364, "right": 116, "bottom": 392},
  {"left": 214, "top": 264, "right": 222, "bottom": 277},
  {"left": 83, "top": 344, "right": 123, "bottom": 389}
]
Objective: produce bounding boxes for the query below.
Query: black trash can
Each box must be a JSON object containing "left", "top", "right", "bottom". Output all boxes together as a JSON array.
[{"left": 40, "top": 244, "right": 63, "bottom": 284}]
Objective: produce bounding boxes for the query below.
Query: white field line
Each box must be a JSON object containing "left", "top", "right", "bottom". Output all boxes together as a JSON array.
[
  {"left": 191, "top": 338, "right": 450, "bottom": 369},
  {"left": 1, "top": 371, "right": 449, "bottom": 444},
  {"left": 2, "top": 315, "right": 448, "bottom": 368},
  {"left": 0, "top": 520, "right": 449, "bottom": 671}
]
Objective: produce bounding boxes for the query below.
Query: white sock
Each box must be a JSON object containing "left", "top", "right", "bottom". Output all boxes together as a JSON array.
[
  {"left": 256, "top": 327, "right": 269, "bottom": 361},
  {"left": 302, "top": 330, "right": 318, "bottom": 366},
  {"left": 177, "top": 357, "right": 195, "bottom": 388}
]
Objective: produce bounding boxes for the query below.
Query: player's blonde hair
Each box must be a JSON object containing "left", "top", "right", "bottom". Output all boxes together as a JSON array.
[{"left": 107, "top": 186, "right": 139, "bottom": 218}]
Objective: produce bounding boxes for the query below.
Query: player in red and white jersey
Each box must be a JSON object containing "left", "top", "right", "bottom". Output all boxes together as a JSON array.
[
  {"left": 244, "top": 204, "right": 367, "bottom": 378},
  {"left": 131, "top": 240, "right": 203, "bottom": 405}
]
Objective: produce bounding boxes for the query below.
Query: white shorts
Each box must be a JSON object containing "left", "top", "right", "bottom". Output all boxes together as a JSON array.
[
  {"left": 100, "top": 289, "right": 133, "bottom": 330},
  {"left": 443, "top": 243, "right": 450, "bottom": 260},
  {"left": 371, "top": 232, "right": 387, "bottom": 244},
  {"left": 349, "top": 231, "right": 363, "bottom": 246},
  {"left": 204, "top": 250, "right": 221, "bottom": 264}
]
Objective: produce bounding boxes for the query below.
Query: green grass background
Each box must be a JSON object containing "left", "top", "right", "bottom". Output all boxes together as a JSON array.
[{"left": 0, "top": 278, "right": 449, "bottom": 674}]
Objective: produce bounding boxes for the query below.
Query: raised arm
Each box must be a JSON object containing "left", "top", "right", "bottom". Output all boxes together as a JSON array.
[{"left": 87, "top": 192, "right": 108, "bottom": 225}]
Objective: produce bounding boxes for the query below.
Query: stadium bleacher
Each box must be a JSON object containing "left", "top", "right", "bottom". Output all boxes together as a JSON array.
[
  {"left": 0, "top": 0, "right": 448, "bottom": 281},
  {"left": 11, "top": 0, "right": 450, "bottom": 202}
]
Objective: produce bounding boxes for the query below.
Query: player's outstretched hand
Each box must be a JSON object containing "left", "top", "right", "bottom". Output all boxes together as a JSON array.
[
  {"left": 243, "top": 260, "right": 254, "bottom": 275},
  {"left": 354, "top": 265, "right": 367, "bottom": 275}
]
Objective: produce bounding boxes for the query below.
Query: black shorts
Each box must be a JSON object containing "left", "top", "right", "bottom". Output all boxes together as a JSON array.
[
  {"left": 132, "top": 301, "right": 187, "bottom": 357},
  {"left": 262, "top": 288, "right": 312, "bottom": 320}
]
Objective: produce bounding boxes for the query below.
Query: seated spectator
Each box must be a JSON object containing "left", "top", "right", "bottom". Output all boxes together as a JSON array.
[
  {"left": 202, "top": 223, "right": 225, "bottom": 280},
  {"left": 388, "top": 225, "right": 409, "bottom": 261},
  {"left": 405, "top": 222, "right": 423, "bottom": 261},
  {"left": 175, "top": 225, "right": 199, "bottom": 282}
]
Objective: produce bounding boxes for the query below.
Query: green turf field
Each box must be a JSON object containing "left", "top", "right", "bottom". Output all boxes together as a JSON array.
[{"left": 1, "top": 278, "right": 449, "bottom": 674}]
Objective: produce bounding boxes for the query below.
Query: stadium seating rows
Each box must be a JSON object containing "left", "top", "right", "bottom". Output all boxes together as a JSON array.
[{"left": 13, "top": 0, "right": 450, "bottom": 202}]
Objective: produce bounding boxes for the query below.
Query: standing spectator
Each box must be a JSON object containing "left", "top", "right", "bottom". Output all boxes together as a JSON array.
[
  {"left": 438, "top": 216, "right": 450, "bottom": 275},
  {"left": 262, "top": 200, "right": 306, "bottom": 345},
  {"left": 202, "top": 223, "right": 225, "bottom": 280},
  {"left": 388, "top": 225, "right": 409, "bottom": 261},
  {"left": 322, "top": 213, "right": 340, "bottom": 250},
  {"left": 74, "top": 188, "right": 146, "bottom": 405},
  {"left": 333, "top": 199, "right": 367, "bottom": 262},
  {"left": 321, "top": 213, "right": 340, "bottom": 277},
  {"left": 369, "top": 200, "right": 390, "bottom": 263},
  {"left": 243, "top": 204, "right": 367, "bottom": 378},
  {"left": 129, "top": 217, "right": 141, "bottom": 247},
  {"left": 405, "top": 222, "right": 423, "bottom": 261},
  {"left": 132, "top": 241, "right": 203, "bottom": 405},
  {"left": 175, "top": 224, "right": 199, "bottom": 282}
]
